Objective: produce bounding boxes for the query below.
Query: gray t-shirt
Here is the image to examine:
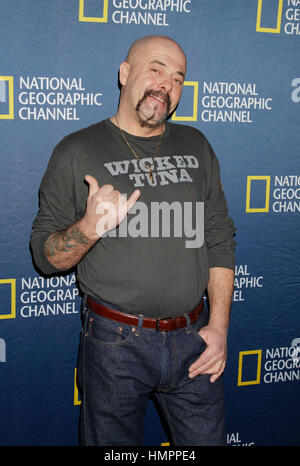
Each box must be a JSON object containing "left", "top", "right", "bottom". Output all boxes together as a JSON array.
[{"left": 31, "top": 119, "right": 235, "bottom": 318}]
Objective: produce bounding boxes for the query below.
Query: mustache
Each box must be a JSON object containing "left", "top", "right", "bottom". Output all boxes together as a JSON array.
[{"left": 136, "top": 89, "right": 171, "bottom": 111}]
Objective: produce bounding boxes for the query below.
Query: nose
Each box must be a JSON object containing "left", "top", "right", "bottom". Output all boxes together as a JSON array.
[{"left": 158, "top": 75, "right": 173, "bottom": 93}]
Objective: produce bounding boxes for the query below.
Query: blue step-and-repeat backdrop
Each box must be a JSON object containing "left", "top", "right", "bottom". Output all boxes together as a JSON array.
[{"left": 0, "top": 0, "right": 299, "bottom": 446}]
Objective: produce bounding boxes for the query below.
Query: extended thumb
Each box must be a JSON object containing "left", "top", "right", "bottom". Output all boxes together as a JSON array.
[{"left": 84, "top": 175, "right": 100, "bottom": 197}]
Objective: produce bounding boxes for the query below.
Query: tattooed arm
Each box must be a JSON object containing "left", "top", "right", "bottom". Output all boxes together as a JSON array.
[
  {"left": 44, "top": 222, "right": 96, "bottom": 271},
  {"left": 43, "top": 175, "right": 105, "bottom": 271},
  {"left": 44, "top": 175, "right": 140, "bottom": 271}
]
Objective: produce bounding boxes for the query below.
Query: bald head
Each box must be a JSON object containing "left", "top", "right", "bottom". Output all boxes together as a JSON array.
[
  {"left": 116, "top": 35, "right": 187, "bottom": 135},
  {"left": 126, "top": 35, "right": 186, "bottom": 69}
]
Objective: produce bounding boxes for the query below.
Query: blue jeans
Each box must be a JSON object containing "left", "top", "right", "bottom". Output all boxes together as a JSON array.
[{"left": 77, "top": 296, "right": 226, "bottom": 446}]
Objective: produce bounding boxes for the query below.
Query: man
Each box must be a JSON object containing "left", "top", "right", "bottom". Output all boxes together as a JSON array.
[{"left": 31, "top": 35, "right": 235, "bottom": 446}]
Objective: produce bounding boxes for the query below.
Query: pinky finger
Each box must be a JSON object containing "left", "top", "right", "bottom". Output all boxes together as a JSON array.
[
  {"left": 209, "top": 361, "right": 226, "bottom": 383},
  {"left": 127, "top": 189, "right": 141, "bottom": 212}
]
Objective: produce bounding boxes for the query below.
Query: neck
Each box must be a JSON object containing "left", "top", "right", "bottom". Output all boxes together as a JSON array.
[{"left": 111, "top": 111, "right": 165, "bottom": 137}]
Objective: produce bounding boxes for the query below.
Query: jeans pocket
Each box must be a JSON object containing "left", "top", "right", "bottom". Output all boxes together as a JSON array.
[
  {"left": 187, "top": 319, "right": 207, "bottom": 348},
  {"left": 87, "top": 312, "right": 134, "bottom": 346}
]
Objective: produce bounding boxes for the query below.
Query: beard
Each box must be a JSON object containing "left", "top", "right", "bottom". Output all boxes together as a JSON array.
[{"left": 135, "top": 89, "right": 171, "bottom": 128}]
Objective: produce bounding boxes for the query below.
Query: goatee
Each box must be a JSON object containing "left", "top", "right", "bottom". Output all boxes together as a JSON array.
[{"left": 135, "top": 89, "right": 171, "bottom": 128}]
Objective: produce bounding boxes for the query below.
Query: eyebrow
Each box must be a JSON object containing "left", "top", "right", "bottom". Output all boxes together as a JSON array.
[{"left": 149, "top": 60, "right": 185, "bottom": 79}]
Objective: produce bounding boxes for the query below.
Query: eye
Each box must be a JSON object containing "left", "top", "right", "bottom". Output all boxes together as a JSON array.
[
  {"left": 151, "top": 68, "right": 159, "bottom": 74},
  {"left": 174, "top": 78, "right": 183, "bottom": 85}
]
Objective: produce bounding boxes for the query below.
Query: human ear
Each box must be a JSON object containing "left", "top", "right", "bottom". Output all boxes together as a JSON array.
[{"left": 119, "top": 62, "right": 130, "bottom": 86}]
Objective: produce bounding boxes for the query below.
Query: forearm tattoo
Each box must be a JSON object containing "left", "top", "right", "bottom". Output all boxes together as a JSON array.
[{"left": 45, "top": 226, "right": 89, "bottom": 257}]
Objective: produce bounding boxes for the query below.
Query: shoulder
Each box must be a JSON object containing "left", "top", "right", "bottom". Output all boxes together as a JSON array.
[
  {"left": 167, "top": 122, "right": 213, "bottom": 149},
  {"left": 48, "top": 120, "right": 108, "bottom": 168},
  {"left": 55, "top": 120, "right": 106, "bottom": 154},
  {"left": 167, "top": 122, "right": 216, "bottom": 160}
]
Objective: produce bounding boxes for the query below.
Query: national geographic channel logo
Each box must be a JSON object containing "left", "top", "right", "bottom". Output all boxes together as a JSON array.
[
  {"left": 0, "top": 75, "right": 102, "bottom": 121},
  {"left": 233, "top": 264, "right": 263, "bottom": 303},
  {"left": 0, "top": 279, "right": 16, "bottom": 319},
  {"left": 0, "top": 275, "right": 80, "bottom": 320},
  {"left": 227, "top": 432, "right": 255, "bottom": 447},
  {"left": 0, "top": 76, "right": 14, "bottom": 119},
  {"left": 78, "top": 0, "right": 192, "bottom": 27},
  {"left": 200, "top": 81, "right": 272, "bottom": 124},
  {"left": 256, "top": 0, "right": 300, "bottom": 36},
  {"left": 238, "top": 339, "right": 300, "bottom": 386},
  {"left": 168, "top": 79, "right": 272, "bottom": 124},
  {"left": 246, "top": 175, "right": 300, "bottom": 214}
]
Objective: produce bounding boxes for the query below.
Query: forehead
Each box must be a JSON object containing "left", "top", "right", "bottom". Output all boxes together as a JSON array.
[{"left": 129, "top": 39, "right": 186, "bottom": 75}]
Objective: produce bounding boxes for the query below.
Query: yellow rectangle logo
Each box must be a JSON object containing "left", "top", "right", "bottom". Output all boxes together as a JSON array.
[
  {"left": 238, "top": 350, "right": 262, "bottom": 386},
  {"left": 79, "top": 0, "right": 108, "bottom": 23},
  {"left": 246, "top": 175, "right": 271, "bottom": 213},
  {"left": 0, "top": 279, "right": 16, "bottom": 319},
  {"left": 172, "top": 81, "right": 198, "bottom": 122},
  {"left": 0, "top": 76, "right": 14, "bottom": 119},
  {"left": 74, "top": 368, "right": 81, "bottom": 405},
  {"left": 256, "top": 0, "right": 283, "bottom": 33}
]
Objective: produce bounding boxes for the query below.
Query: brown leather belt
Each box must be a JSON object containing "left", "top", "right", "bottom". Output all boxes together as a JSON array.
[{"left": 86, "top": 296, "right": 204, "bottom": 331}]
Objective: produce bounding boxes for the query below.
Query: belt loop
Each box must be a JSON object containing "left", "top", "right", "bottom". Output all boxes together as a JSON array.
[
  {"left": 184, "top": 313, "right": 192, "bottom": 332},
  {"left": 81, "top": 295, "right": 89, "bottom": 335},
  {"left": 82, "top": 295, "right": 87, "bottom": 315},
  {"left": 135, "top": 314, "right": 144, "bottom": 336},
  {"left": 138, "top": 315, "right": 144, "bottom": 328}
]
